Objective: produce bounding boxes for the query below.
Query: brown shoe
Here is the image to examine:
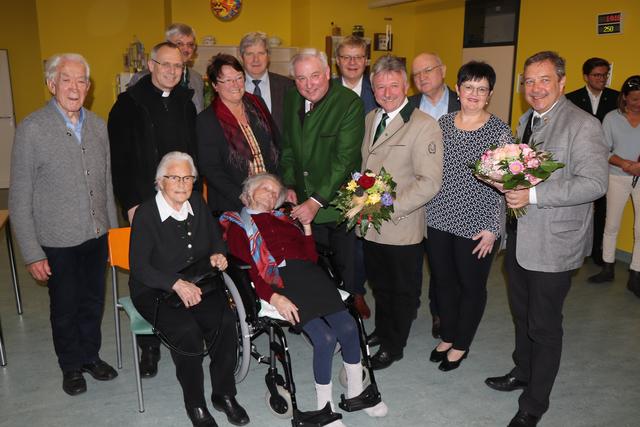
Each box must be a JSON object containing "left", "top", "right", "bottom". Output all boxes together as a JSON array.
[{"left": 353, "top": 294, "right": 371, "bottom": 319}]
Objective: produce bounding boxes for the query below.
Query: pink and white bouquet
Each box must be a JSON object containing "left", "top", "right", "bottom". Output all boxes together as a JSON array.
[
  {"left": 333, "top": 168, "right": 396, "bottom": 236},
  {"left": 470, "top": 141, "right": 564, "bottom": 217}
]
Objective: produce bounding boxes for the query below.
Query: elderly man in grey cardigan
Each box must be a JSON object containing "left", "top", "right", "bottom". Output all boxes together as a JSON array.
[{"left": 9, "top": 53, "right": 119, "bottom": 396}]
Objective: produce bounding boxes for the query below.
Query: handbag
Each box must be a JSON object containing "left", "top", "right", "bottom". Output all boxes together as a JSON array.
[{"left": 152, "top": 267, "right": 225, "bottom": 357}]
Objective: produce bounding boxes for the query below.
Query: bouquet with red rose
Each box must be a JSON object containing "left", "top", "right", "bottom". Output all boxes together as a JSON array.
[
  {"left": 470, "top": 141, "right": 565, "bottom": 218},
  {"left": 332, "top": 168, "right": 396, "bottom": 236}
]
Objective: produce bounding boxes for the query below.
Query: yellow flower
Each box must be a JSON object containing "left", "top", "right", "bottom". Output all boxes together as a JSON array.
[
  {"left": 346, "top": 180, "right": 357, "bottom": 191},
  {"left": 366, "top": 193, "right": 381, "bottom": 205}
]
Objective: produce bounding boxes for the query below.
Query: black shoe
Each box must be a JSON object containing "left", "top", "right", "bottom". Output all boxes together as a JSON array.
[
  {"left": 139, "top": 346, "right": 160, "bottom": 378},
  {"left": 186, "top": 407, "right": 218, "bottom": 427},
  {"left": 81, "top": 359, "right": 118, "bottom": 381},
  {"left": 211, "top": 395, "right": 250, "bottom": 426},
  {"left": 588, "top": 262, "right": 615, "bottom": 283},
  {"left": 438, "top": 350, "right": 468, "bottom": 372},
  {"left": 508, "top": 410, "right": 540, "bottom": 427},
  {"left": 429, "top": 345, "right": 450, "bottom": 363},
  {"left": 370, "top": 347, "right": 403, "bottom": 370},
  {"left": 628, "top": 270, "right": 640, "bottom": 297},
  {"left": 485, "top": 373, "right": 528, "bottom": 392},
  {"left": 431, "top": 315, "right": 441, "bottom": 339},
  {"left": 367, "top": 331, "right": 381, "bottom": 347},
  {"left": 62, "top": 370, "right": 87, "bottom": 396}
]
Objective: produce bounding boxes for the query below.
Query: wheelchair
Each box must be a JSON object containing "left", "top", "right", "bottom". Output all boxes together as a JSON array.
[{"left": 221, "top": 246, "right": 382, "bottom": 427}]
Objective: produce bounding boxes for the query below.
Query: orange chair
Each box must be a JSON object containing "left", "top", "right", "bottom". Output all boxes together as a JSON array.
[{"left": 108, "top": 227, "right": 153, "bottom": 412}]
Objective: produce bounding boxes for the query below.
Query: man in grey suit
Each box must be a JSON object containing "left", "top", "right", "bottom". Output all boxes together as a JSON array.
[
  {"left": 239, "top": 31, "right": 294, "bottom": 134},
  {"left": 485, "top": 51, "right": 609, "bottom": 427}
]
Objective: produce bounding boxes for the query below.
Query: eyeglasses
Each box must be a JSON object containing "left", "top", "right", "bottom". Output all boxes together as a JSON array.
[
  {"left": 164, "top": 175, "right": 196, "bottom": 184},
  {"left": 460, "top": 84, "right": 490, "bottom": 96},
  {"left": 589, "top": 73, "right": 610, "bottom": 79},
  {"left": 412, "top": 64, "right": 442, "bottom": 78},
  {"left": 174, "top": 41, "right": 195, "bottom": 49},
  {"left": 338, "top": 55, "right": 366, "bottom": 62},
  {"left": 217, "top": 75, "right": 245, "bottom": 85},
  {"left": 151, "top": 59, "right": 184, "bottom": 72}
]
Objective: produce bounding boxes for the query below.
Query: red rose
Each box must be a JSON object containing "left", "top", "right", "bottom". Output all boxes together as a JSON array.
[{"left": 358, "top": 175, "right": 376, "bottom": 189}]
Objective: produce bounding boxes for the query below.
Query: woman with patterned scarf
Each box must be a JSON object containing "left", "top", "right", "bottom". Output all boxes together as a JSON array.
[{"left": 196, "top": 53, "right": 279, "bottom": 214}]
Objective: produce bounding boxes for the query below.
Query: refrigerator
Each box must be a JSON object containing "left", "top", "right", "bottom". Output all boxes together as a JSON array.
[{"left": 0, "top": 49, "right": 15, "bottom": 189}]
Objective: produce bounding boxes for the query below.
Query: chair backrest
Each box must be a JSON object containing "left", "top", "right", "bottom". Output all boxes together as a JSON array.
[{"left": 108, "top": 227, "right": 131, "bottom": 271}]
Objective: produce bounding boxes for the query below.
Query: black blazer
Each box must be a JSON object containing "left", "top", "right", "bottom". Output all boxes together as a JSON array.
[
  {"left": 268, "top": 72, "right": 295, "bottom": 134},
  {"left": 196, "top": 98, "right": 279, "bottom": 213},
  {"left": 565, "top": 86, "right": 620, "bottom": 123},
  {"left": 128, "top": 192, "right": 226, "bottom": 299}
]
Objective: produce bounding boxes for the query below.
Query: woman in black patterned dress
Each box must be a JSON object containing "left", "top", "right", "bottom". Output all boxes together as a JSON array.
[{"left": 425, "top": 61, "right": 512, "bottom": 371}]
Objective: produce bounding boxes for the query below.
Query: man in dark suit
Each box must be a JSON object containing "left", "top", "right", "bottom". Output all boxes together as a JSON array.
[
  {"left": 485, "top": 51, "right": 609, "bottom": 427},
  {"left": 281, "top": 48, "right": 364, "bottom": 308},
  {"left": 240, "top": 31, "right": 294, "bottom": 134},
  {"left": 566, "top": 57, "right": 620, "bottom": 266},
  {"left": 334, "top": 35, "right": 377, "bottom": 114},
  {"left": 408, "top": 52, "right": 461, "bottom": 338},
  {"left": 333, "top": 35, "right": 376, "bottom": 319}
]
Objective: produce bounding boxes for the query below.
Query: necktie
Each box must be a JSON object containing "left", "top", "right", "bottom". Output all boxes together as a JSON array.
[
  {"left": 522, "top": 114, "right": 540, "bottom": 145},
  {"left": 181, "top": 66, "right": 189, "bottom": 88},
  {"left": 252, "top": 79, "right": 262, "bottom": 98},
  {"left": 373, "top": 113, "right": 389, "bottom": 143}
]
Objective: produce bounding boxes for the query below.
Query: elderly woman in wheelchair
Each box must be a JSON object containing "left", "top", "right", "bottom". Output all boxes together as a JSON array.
[
  {"left": 129, "top": 152, "right": 249, "bottom": 427},
  {"left": 220, "top": 173, "right": 388, "bottom": 426}
]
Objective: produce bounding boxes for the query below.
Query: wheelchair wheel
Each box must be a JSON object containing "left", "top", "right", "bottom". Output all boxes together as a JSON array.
[
  {"left": 338, "top": 363, "right": 371, "bottom": 389},
  {"left": 265, "top": 384, "right": 293, "bottom": 419},
  {"left": 222, "top": 272, "right": 251, "bottom": 383}
]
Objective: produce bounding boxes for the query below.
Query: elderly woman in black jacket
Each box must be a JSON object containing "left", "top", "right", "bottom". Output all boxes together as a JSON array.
[{"left": 129, "top": 151, "right": 249, "bottom": 427}]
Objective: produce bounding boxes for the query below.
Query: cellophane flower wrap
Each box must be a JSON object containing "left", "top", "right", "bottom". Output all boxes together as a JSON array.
[
  {"left": 470, "top": 140, "right": 565, "bottom": 218},
  {"left": 332, "top": 168, "right": 397, "bottom": 236}
]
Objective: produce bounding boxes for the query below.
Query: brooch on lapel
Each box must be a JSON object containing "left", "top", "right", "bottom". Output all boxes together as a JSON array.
[{"left": 428, "top": 142, "right": 437, "bottom": 154}]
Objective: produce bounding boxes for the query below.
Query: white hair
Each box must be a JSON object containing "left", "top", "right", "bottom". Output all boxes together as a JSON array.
[
  {"left": 239, "top": 173, "right": 286, "bottom": 209},
  {"left": 155, "top": 152, "right": 198, "bottom": 190},
  {"left": 165, "top": 23, "right": 196, "bottom": 41},
  {"left": 289, "top": 48, "right": 329, "bottom": 77},
  {"left": 44, "top": 53, "right": 90, "bottom": 82}
]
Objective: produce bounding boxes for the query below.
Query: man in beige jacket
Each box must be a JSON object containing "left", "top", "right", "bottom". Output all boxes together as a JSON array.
[{"left": 361, "top": 55, "right": 443, "bottom": 370}]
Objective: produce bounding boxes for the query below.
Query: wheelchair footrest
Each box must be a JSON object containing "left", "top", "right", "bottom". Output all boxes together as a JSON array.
[
  {"left": 338, "top": 383, "right": 382, "bottom": 412},
  {"left": 291, "top": 403, "right": 342, "bottom": 427}
]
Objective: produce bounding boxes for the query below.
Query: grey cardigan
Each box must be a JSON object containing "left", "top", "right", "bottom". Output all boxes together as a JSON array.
[{"left": 9, "top": 101, "right": 118, "bottom": 264}]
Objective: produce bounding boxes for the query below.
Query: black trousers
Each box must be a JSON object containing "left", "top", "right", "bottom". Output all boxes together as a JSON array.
[
  {"left": 363, "top": 240, "right": 423, "bottom": 356},
  {"left": 591, "top": 195, "right": 606, "bottom": 263},
  {"left": 421, "top": 238, "right": 439, "bottom": 317},
  {"left": 312, "top": 222, "right": 357, "bottom": 293},
  {"left": 505, "top": 231, "right": 572, "bottom": 417},
  {"left": 133, "top": 288, "right": 237, "bottom": 408},
  {"left": 43, "top": 235, "right": 108, "bottom": 372},
  {"left": 425, "top": 227, "right": 498, "bottom": 350}
]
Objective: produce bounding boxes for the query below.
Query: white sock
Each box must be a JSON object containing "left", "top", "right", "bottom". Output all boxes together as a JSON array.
[
  {"left": 315, "top": 382, "right": 347, "bottom": 427},
  {"left": 344, "top": 362, "right": 388, "bottom": 418}
]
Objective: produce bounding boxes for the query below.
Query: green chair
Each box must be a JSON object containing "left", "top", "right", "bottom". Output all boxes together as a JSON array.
[{"left": 108, "top": 227, "right": 154, "bottom": 413}]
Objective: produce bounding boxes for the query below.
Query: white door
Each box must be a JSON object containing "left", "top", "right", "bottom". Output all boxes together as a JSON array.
[{"left": 0, "top": 50, "right": 16, "bottom": 188}]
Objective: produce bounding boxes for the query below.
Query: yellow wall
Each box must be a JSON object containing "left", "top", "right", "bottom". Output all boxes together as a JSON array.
[
  {"left": 413, "top": 0, "right": 465, "bottom": 93},
  {"left": 171, "top": 0, "right": 292, "bottom": 47},
  {"left": 34, "top": 0, "right": 166, "bottom": 120},
  {"left": 0, "top": 1, "right": 44, "bottom": 122},
  {"left": 513, "top": 0, "right": 638, "bottom": 253}
]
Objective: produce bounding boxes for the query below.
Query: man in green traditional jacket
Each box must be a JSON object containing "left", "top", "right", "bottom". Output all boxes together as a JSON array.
[{"left": 281, "top": 48, "right": 365, "bottom": 304}]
